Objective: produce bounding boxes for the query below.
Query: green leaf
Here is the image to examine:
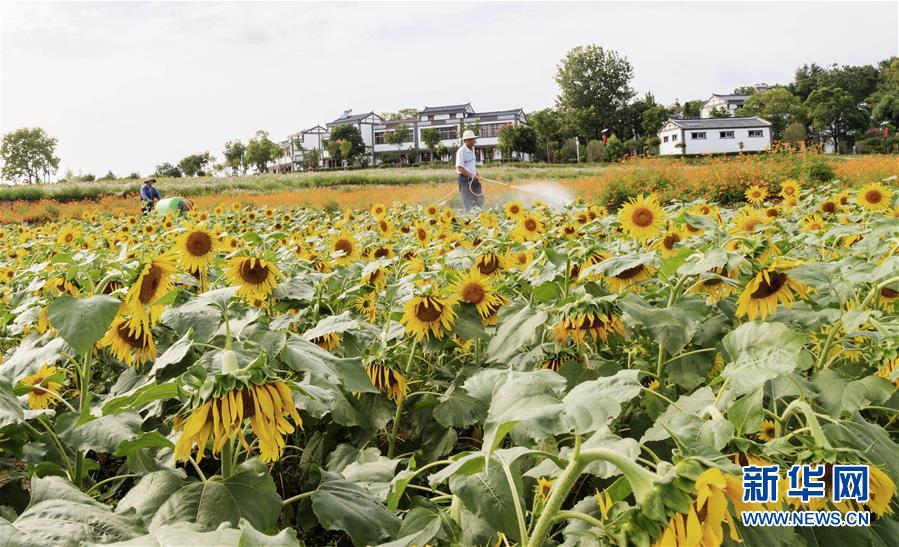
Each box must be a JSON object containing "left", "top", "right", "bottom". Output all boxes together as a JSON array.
[
  {"left": 0, "top": 380, "right": 24, "bottom": 428},
  {"left": 56, "top": 411, "right": 142, "bottom": 453},
  {"left": 559, "top": 369, "right": 642, "bottom": 434},
  {"left": 618, "top": 295, "right": 699, "bottom": 355},
  {"left": 486, "top": 304, "right": 548, "bottom": 364},
  {"left": 813, "top": 369, "right": 893, "bottom": 418},
  {"left": 727, "top": 388, "right": 764, "bottom": 435},
  {"left": 149, "top": 463, "right": 282, "bottom": 532},
  {"left": 311, "top": 472, "right": 400, "bottom": 546},
  {"left": 114, "top": 432, "right": 175, "bottom": 473},
  {"left": 449, "top": 458, "right": 524, "bottom": 543},
  {"left": 102, "top": 381, "right": 181, "bottom": 414},
  {"left": 1, "top": 475, "right": 144, "bottom": 546},
  {"left": 642, "top": 387, "right": 715, "bottom": 444},
  {"left": 721, "top": 322, "right": 806, "bottom": 396},
  {"left": 116, "top": 469, "right": 187, "bottom": 524},
  {"left": 822, "top": 415, "right": 899, "bottom": 484},
  {"left": 432, "top": 384, "right": 486, "bottom": 429},
  {"left": 452, "top": 303, "right": 489, "bottom": 341},
  {"left": 273, "top": 275, "right": 316, "bottom": 302},
  {"left": 47, "top": 294, "right": 120, "bottom": 355},
  {"left": 281, "top": 336, "right": 376, "bottom": 393},
  {"left": 150, "top": 331, "right": 194, "bottom": 376}
]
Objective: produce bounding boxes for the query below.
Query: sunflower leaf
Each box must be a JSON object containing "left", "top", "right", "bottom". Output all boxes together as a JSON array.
[
  {"left": 47, "top": 294, "right": 120, "bottom": 355},
  {"left": 721, "top": 321, "right": 806, "bottom": 396}
]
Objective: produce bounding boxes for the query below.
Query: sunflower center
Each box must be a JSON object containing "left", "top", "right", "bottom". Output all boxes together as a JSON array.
[
  {"left": 751, "top": 272, "right": 787, "bottom": 298},
  {"left": 374, "top": 247, "right": 390, "bottom": 259},
  {"left": 881, "top": 287, "right": 899, "bottom": 298},
  {"left": 766, "top": 208, "right": 779, "bottom": 218},
  {"left": 510, "top": 205, "right": 520, "bottom": 214},
  {"left": 702, "top": 278, "right": 724, "bottom": 287},
  {"left": 64, "top": 233, "right": 74, "bottom": 243},
  {"left": 417, "top": 228, "right": 427, "bottom": 241},
  {"left": 415, "top": 299, "right": 443, "bottom": 322},
  {"left": 461, "top": 282, "right": 486, "bottom": 304},
  {"left": 477, "top": 255, "right": 500, "bottom": 275},
  {"left": 821, "top": 201, "right": 836, "bottom": 213},
  {"left": 784, "top": 186, "right": 795, "bottom": 195},
  {"left": 379, "top": 221, "right": 389, "bottom": 232},
  {"left": 865, "top": 190, "right": 883, "bottom": 204},
  {"left": 524, "top": 218, "right": 538, "bottom": 231},
  {"left": 663, "top": 233, "right": 680, "bottom": 250},
  {"left": 616, "top": 265, "right": 645, "bottom": 280},
  {"left": 240, "top": 261, "right": 270, "bottom": 285},
  {"left": 334, "top": 239, "right": 353, "bottom": 255},
  {"left": 631, "top": 208, "right": 654, "bottom": 227},
  {"left": 138, "top": 264, "right": 163, "bottom": 304},
  {"left": 186, "top": 231, "right": 212, "bottom": 256},
  {"left": 117, "top": 322, "right": 146, "bottom": 348}
]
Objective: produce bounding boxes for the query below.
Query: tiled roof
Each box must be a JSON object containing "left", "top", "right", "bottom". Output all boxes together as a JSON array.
[
  {"left": 668, "top": 117, "right": 771, "bottom": 129},
  {"left": 420, "top": 103, "right": 471, "bottom": 114},
  {"left": 329, "top": 111, "right": 376, "bottom": 124},
  {"left": 710, "top": 94, "right": 751, "bottom": 101},
  {"left": 471, "top": 109, "right": 523, "bottom": 118}
]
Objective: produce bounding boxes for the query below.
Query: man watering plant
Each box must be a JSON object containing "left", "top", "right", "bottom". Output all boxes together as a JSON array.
[
  {"left": 139, "top": 177, "right": 161, "bottom": 215},
  {"left": 455, "top": 130, "right": 485, "bottom": 213},
  {"left": 155, "top": 196, "right": 194, "bottom": 218}
]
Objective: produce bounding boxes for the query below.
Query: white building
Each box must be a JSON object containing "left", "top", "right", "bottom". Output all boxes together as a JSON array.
[
  {"left": 699, "top": 94, "right": 750, "bottom": 118},
  {"left": 281, "top": 125, "right": 328, "bottom": 171},
  {"left": 372, "top": 103, "right": 529, "bottom": 165},
  {"left": 658, "top": 117, "right": 772, "bottom": 155},
  {"left": 324, "top": 110, "right": 383, "bottom": 168}
]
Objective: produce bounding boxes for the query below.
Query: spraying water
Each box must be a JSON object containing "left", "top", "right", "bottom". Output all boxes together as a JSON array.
[{"left": 507, "top": 181, "right": 574, "bottom": 210}]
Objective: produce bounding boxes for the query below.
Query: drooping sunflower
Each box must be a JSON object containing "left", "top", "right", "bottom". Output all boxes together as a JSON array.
[
  {"left": 857, "top": 182, "right": 893, "bottom": 212},
  {"left": 474, "top": 253, "right": 504, "bottom": 276},
  {"left": 309, "top": 332, "right": 341, "bottom": 351},
  {"left": 174, "top": 224, "right": 224, "bottom": 271},
  {"left": 653, "top": 227, "right": 689, "bottom": 258},
  {"left": 224, "top": 256, "right": 281, "bottom": 300},
  {"left": 364, "top": 362, "right": 409, "bottom": 403},
  {"left": 618, "top": 194, "right": 664, "bottom": 243},
  {"left": 535, "top": 477, "right": 554, "bottom": 503},
  {"left": 689, "top": 267, "right": 738, "bottom": 304},
  {"left": 174, "top": 380, "right": 301, "bottom": 464},
  {"left": 735, "top": 261, "right": 810, "bottom": 320},
  {"left": 329, "top": 232, "right": 359, "bottom": 266},
  {"left": 513, "top": 213, "right": 545, "bottom": 243},
  {"left": 554, "top": 308, "right": 625, "bottom": 344},
  {"left": 744, "top": 184, "right": 768, "bottom": 206},
  {"left": 879, "top": 286, "right": 899, "bottom": 310},
  {"left": 876, "top": 358, "right": 898, "bottom": 386},
  {"left": 99, "top": 316, "right": 156, "bottom": 366},
  {"left": 20, "top": 364, "right": 64, "bottom": 410},
  {"left": 123, "top": 255, "right": 176, "bottom": 325},
  {"left": 451, "top": 269, "right": 507, "bottom": 322},
  {"left": 605, "top": 263, "right": 655, "bottom": 293},
  {"left": 401, "top": 294, "right": 457, "bottom": 341}
]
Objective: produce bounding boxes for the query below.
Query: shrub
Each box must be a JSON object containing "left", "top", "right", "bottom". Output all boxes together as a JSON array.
[
  {"left": 808, "top": 162, "right": 834, "bottom": 182},
  {"left": 604, "top": 135, "right": 625, "bottom": 162}
]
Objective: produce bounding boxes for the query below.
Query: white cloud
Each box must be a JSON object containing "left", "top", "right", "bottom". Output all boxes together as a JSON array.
[{"left": 1, "top": 1, "right": 896, "bottom": 177}]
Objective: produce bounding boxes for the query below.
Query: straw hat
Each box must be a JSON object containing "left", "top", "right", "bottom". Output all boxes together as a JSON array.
[{"left": 461, "top": 130, "right": 478, "bottom": 141}]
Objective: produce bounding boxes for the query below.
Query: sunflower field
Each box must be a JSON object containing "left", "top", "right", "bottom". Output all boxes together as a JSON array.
[{"left": 0, "top": 176, "right": 898, "bottom": 546}]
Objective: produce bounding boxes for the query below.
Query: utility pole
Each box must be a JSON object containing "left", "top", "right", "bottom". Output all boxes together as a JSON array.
[{"left": 575, "top": 137, "right": 580, "bottom": 164}]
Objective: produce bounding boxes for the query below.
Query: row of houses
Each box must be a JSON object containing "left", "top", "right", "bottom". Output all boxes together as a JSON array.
[{"left": 278, "top": 103, "right": 530, "bottom": 170}]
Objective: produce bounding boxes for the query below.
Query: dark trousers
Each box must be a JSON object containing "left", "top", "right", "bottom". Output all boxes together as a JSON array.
[{"left": 457, "top": 174, "right": 485, "bottom": 213}]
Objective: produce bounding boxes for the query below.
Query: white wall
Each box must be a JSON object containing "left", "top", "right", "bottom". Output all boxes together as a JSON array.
[
  {"left": 700, "top": 97, "right": 743, "bottom": 118},
  {"left": 659, "top": 125, "right": 682, "bottom": 155},
  {"left": 679, "top": 126, "right": 771, "bottom": 155}
]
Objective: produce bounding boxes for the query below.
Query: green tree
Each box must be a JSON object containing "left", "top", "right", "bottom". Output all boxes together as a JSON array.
[
  {"left": 497, "top": 126, "right": 515, "bottom": 161},
  {"left": 641, "top": 104, "right": 670, "bottom": 137},
  {"left": 555, "top": 44, "right": 635, "bottom": 139},
  {"left": 872, "top": 93, "right": 899, "bottom": 127},
  {"left": 708, "top": 106, "right": 731, "bottom": 118},
  {"left": 511, "top": 125, "right": 538, "bottom": 158},
  {"left": 604, "top": 135, "right": 625, "bottom": 161},
  {"left": 736, "top": 87, "right": 805, "bottom": 140},
  {"left": 0, "top": 127, "right": 60, "bottom": 183},
  {"left": 733, "top": 85, "right": 759, "bottom": 95},
  {"left": 528, "top": 108, "right": 565, "bottom": 162},
  {"left": 806, "top": 87, "right": 869, "bottom": 151},
  {"left": 178, "top": 152, "right": 212, "bottom": 177},
  {"left": 420, "top": 128, "right": 441, "bottom": 162},
  {"left": 245, "top": 131, "right": 280, "bottom": 174},
  {"left": 792, "top": 63, "right": 825, "bottom": 100},
  {"left": 327, "top": 125, "right": 365, "bottom": 165},
  {"left": 153, "top": 162, "right": 182, "bottom": 178},
  {"left": 127, "top": 172, "right": 141, "bottom": 180},
  {"left": 782, "top": 121, "right": 808, "bottom": 144},
  {"left": 99, "top": 170, "right": 116, "bottom": 181},
  {"left": 385, "top": 124, "right": 411, "bottom": 164},
  {"left": 379, "top": 108, "right": 420, "bottom": 121},
  {"left": 303, "top": 148, "right": 321, "bottom": 170},
  {"left": 586, "top": 139, "right": 605, "bottom": 162},
  {"left": 678, "top": 100, "right": 704, "bottom": 119},
  {"left": 338, "top": 140, "right": 353, "bottom": 167},
  {"left": 223, "top": 140, "right": 247, "bottom": 175}
]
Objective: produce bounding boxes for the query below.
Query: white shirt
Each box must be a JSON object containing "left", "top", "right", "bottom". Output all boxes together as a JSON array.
[{"left": 455, "top": 144, "right": 477, "bottom": 177}]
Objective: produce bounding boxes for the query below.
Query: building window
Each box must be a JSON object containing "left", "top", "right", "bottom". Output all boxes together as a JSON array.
[
  {"left": 748, "top": 129, "right": 764, "bottom": 138},
  {"left": 449, "top": 113, "right": 456, "bottom": 119},
  {"left": 720, "top": 131, "right": 734, "bottom": 139},
  {"left": 374, "top": 132, "right": 386, "bottom": 145},
  {"left": 479, "top": 123, "right": 511, "bottom": 138},
  {"left": 437, "top": 126, "right": 457, "bottom": 140},
  {"left": 672, "top": 134, "right": 677, "bottom": 141},
  {"left": 691, "top": 132, "right": 706, "bottom": 140},
  {"left": 428, "top": 115, "right": 434, "bottom": 122},
  {"left": 663, "top": 136, "right": 669, "bottom": 143}
]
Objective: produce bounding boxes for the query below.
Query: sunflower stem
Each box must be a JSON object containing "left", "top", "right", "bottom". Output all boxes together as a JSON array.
[
  {"left": 282, "top": 490, "right": 316, "bottom": 506},
  {"left": 221, "top": 436, "right": 235, "bottom": 479},
  {"left": 551, "top": 510, "right": 606, "bottom": 530},
  {"left": 387, "top": 395, "right": 406, "bottom": 459},
  {"left": 780, "top": 400, "right": 832, "bottom": 449},
  {"left": 499, "top": 459, "right": 529, "bottom": 545}
]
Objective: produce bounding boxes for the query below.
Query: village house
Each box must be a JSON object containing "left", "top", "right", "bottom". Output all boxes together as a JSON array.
[{"left": 658, "top": 117, "right": 773, "bottom": 155}]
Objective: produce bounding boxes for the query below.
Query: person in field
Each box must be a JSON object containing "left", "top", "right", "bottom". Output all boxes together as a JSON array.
[
  {"left": 155, "top": 196, "right": 194, "bottom": 218},
  {"left": 140, "top": 177, "right": 161, "bottom": 215},
  {"left": 455, "top": 130, "right": 485, "bottom": 213}
]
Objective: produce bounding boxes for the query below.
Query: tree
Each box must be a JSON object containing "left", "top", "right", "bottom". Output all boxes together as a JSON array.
[
  {"left": 678, "top": 100, "right": 704, "bottom": 119},
  {"left": 0, "top": 127, "right": 60, "bottom": 183},
  {"left": 338, "top": 140, "right": 353, "bottom": 167},
  {"left": 379, "top": 108, "right": 420, "bottom": 121},
  {"left": 603, "top": 135, "right": 625, "bottom": 161},
  {"left": 178, "top": 152, "right": 212, "bottom": 177},
  {"left": 733, "top": 85, "right": 759, "bottom": 95},
  {"left": 245, "top": 130, "right": 281, "bottom": 174},
  {"left": 303, "top": 148, "right": 321, "bottom": 171},
  {"left": 420, "top": 128, "right": 441, "bottom": 162},
  {"left": 327, "top": 125, "right": 365, "bottom": 165},
  {"left": 385, "top": 124, "right": 411, "bottom": 164},
  {"left": 555, "top": 44, "right": 635, "bottom": 139},
  {"left": 127, "top": 172, "right": 141, "bottom": 180},
  {"left": 154, "top": 162, "right": 182, "bottom": 178},
  {"left": 736, "top": 87, "right": 805, "bottom": 140},
  {"left": 872, "top": 93, "right": 899, "bottom": 127},
  {"left": 792, "top": 63, "right": 825, "bottom": 100},
  {"left": 586, "top": 139, "right": 605, "bottom": 162},
  {"left": 641, "top": 104, "right": 670, "bottom": 137},
  {"left": 708, "top": 106, "right": 731, "bottom": 118},
  {"left": 806, "top": 87, "right": 869, "bottom": 151},
  {"left": 783, "top": 121, "right": 808, "bottom": 144},
  {"left": 528, "top": 108, "right": 565, "bottom": 162},
  {"left": 99, "top": 170, "right": 116, "bottom": 181},
  {"left": 223, "top": 140, "right": 247, "bottom": 175},
  {"left": 497, "top": 126, "right": 515, "bottom": 161},
  {"left": 511, "top": 125, "right": 538, "bottom": 158}
]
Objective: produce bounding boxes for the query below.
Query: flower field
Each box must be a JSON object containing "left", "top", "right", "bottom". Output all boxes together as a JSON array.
[{"left": 0, "top": 175, "right": 898, "bottom": 546}]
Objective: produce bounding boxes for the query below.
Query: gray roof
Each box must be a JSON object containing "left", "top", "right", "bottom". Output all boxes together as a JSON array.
[
  {"left": 710, "top": 94, "right": 750, "bottom": 101},
  {"left": 668, "top": 117, "right": 770, "bottom": 130},
  {"left": 472, "top": 109, "right": 524, "bottom": 118},
  {"left": 328, "top": 111, "right": 377, "bottom": 124},
  {"left": 421, "top": 103, "right": 471, "bottom": 114}
]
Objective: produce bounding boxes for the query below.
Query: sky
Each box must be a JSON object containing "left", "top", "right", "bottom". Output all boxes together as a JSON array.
[{"left": 1, "top": 1, "right": 897, "bottom": 178}]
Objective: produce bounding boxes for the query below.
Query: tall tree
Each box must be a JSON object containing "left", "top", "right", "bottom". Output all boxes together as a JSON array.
[
  {"left": 327, "top": 125, "right": 365, "bottom": 166},
  {"left": 0, "top": 127, "right": 60, "bottom": 183},
  {"left": 223, "top": 140, "right": 246, "bottom": 176},
  {"left": 379, "top": 108, "right": 420, "bottom": 121},
  {"left": 641, "top": 103, "right": 670, "bottom": 136},
  {"left": 528, "top": 108, "right": 565, "bottom": 162},
  {"left": 736, "top": 87, "right": 806, "bottom": 140},
  {"left": 806, "top": 87, "right": 869, "bottom": 151},
  {"left": 420, "top": 128, "right": 441, "bottom": 162},
  {"left": 555, "top": 45, "right": 635, "bottom": 139},
  {"left": 511, "top": 125, "right": 538, "bottom": 158},
  {"left": 153, "top": 162, "right": 182, "bottom": 178},
  {"left": 178, "top": 152, "right": 212, "bottom": 177},
  {"left": 244, "top": 130, "right": 281, "bottom": 174}
]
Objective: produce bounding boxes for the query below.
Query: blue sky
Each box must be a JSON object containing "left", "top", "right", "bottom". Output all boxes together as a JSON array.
[{"left": 2, "top": 1, "right": 897, "bottom": 177}]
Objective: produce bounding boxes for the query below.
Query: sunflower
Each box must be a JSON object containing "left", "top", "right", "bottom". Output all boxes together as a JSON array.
[
  {"left": 654, "top": 227, "right": 688, "bottom": 258},
  {"left": 618, "top": 194, "right": 664, "bottom": 243},
  {"left": 361, "top": 266, "right": 388, "bottom": 289},
  {"left": 819, "top": 198, "right": 839, "bottom": 214},
  {"left": 605, "top": 263, "right": 655, "bottom": 293},
  {"left": 375, "top": 218, "right": 394, "bottom": 237},
  {"left": 123, "top": 255, "right": 176, "bottom": 325},
  {"left": 744, "top": 184, "right": 768, "bottom": 205},
  {"left": 354, "top": 292, "right": 378, "bottom": 321},
  {"left": 99, "top": 316, "right": 156, "bottom": 366},
  {"left": 451, "top": 269, "right": 507, "bottom": 322},
  {"left": 757, "top": 419, "right": 777, "bottom": 441},
  {"left": 867, "top": 465, "right": 897, "bottom": 517},
  {"left": 474, "top": 253, "right": 504, "bottom": 276},
  {"left": 424, "top": 204, "right": 440, "bottom": 218},
  {"left": 413, "top": 222, "right": 430, "bottom": 246},
  {"left": 876, "top": 358, "right": 898, "bottom": 386},
  {"left": 364, "top": 362, "right": 409, "bottom": 403},
  {"left": 535, "top": 477, "right": 554, "bottom": 503},
  {"left": 174, "top": 224, "right": 224, "bottom": 271},
  {"left": 880, "top": 286, "right": 899, "bottom": 309},
  {"left": 370, "top": 203, "right": 387, "bottom": 218},
  {"left": 554, "top": 309, "right": 625, "bottom": 344},
  {"left": 857, "top": 182, "right": 893, "bottom": 212},
  {"left": 779, "top": 179, "right": 801, "bottom": 202},
  {"left": 731, "top": 207, "right": 767, "bottom": 233},
  {"left": 20, "top": 364, "right": 63, "bottom": 410},
  {"left": 309, "top": 332, "right": 340, "bottom": 351},
  {"left": 174, "top": 380, "right": 301, "bottom": 463},
  {"left": 329, "top": 232, "right": 359, "bottom": 266},
  {"left": 479, "top": 211, "right": 499, "bottom": 229},
  {"left": 401, "top": 294, "right": 457, "bottom": 341},
  {"left": 575, "top": 250, "right": 611, "bottom": 282},
  {"left": 735, "top": 262, "right": 810, "bottom": 320},
  {"left": 513, "top": 213, "right": 545, "bottom": 243},
  {"left": 800, "top": 213, "right": 826, "bottom": 233},
  {"left": 504, "top": 201, "right": 524, "bottom": 219},
  {"left": 56, "top": 226, "right": 81, "bottom": 245},
  {"left": 689, "top": 267, "right": 738, "bottom": 304},
  {"left": 224, "top": 256, "right": 281, "bottom": 300}
]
